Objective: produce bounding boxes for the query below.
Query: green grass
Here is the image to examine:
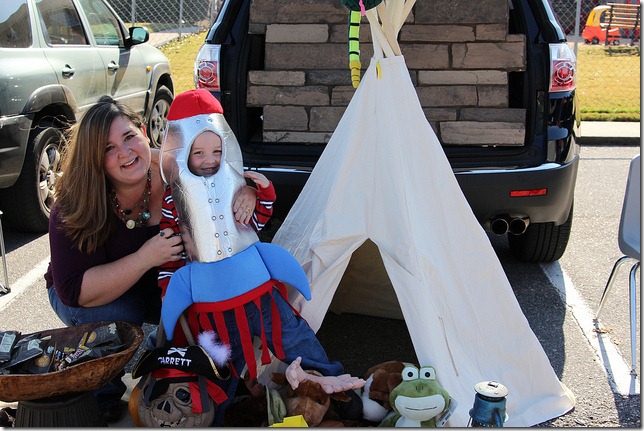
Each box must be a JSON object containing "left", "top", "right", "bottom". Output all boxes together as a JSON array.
[
  {"left": 158, "top": 33, "right": 641, "bottom": 122},
  {"left": 158, "top": 30, "right": 209, "bottom": 95},
  {"left": 574, "top": 44, "right": 640, "bottom": 121}
]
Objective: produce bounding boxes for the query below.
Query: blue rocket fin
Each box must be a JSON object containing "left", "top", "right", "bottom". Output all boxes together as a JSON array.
[
  {"left": 254, "top": 242, "right": 311, "bottom": 300},
  {"left": 161, "top": 266, "right": 194, "bottom": 340}
]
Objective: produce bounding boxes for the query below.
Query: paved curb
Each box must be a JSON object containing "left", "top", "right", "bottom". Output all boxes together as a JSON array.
[
  {"left": 578, "top": 136, "right": 641, "bottom": 146},
  {"left": 578, "top": 121, "right": 641, "bottom": 146}
]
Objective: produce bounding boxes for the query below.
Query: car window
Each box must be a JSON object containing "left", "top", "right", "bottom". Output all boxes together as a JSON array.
[
  {"left": 35, "top": 0, "right": 88, "bottom": 46},
  {"left": 77, "top": 0, "right": 124, "bottom": 46},
  {"left": 0, "top": 0, "right": 32, "bottom": 48}
]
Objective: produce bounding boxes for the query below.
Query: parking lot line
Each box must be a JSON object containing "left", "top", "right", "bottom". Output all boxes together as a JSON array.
[
  {"left": 541, "top": 262, "right": 640, "bottom": 396},
  {"left": 0, "top": 257, "right": 50, "bottom": 310}
]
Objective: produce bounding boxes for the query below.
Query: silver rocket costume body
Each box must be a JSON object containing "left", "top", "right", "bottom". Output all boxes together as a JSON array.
[{"left": 159, "top": 108, "right": 311, "bottom": 347}]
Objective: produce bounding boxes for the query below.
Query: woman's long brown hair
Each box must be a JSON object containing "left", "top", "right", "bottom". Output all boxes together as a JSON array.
[{"left": 55, "top": 96, "right": 144, "bottom": 254}]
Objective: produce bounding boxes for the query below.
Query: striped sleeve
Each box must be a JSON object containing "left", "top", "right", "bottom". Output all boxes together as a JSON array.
[
  {"left": 251, "top": 181, "right": 276, "bottom": 232},
  {"left": 158, "top": 186, "right": 186, "bottom": 297}
]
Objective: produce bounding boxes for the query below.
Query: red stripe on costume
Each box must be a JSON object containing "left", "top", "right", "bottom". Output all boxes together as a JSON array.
[
  {"left": 234, "top": 306, "right": 256, "bottom": 379},
  {"left": 271, "top": 294, "right": 285, "bottom": 359},
  {"left": 253, "top": 296, "right": 272, "bottom": 365}
]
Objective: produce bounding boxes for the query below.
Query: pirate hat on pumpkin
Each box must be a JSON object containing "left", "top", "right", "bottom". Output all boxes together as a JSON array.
[{"left": 132, "top": 344, "right": 231, "bottom": 382}]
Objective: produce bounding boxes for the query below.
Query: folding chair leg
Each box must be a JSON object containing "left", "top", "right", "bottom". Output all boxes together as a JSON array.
[
  {"left": 596, "top": 256, "right": 633, "bottom": 320},
  {"left": 0, "top": 213, "right": 9, "bottom": 295},
  {"left": 628, "top": 262, "right": 640, "bottom": 376}
]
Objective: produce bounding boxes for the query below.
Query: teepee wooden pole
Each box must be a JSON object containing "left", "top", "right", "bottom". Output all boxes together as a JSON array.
[
  {"left": 366, "top": 9, "right": 395, "bottom": 58},
  {"left": 376, "top": 2, "right": 402, "bottom": 55}
]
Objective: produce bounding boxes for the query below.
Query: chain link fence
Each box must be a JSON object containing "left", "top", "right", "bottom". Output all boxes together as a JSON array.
[
  {"left": 550, "top": 0, "right": 640, "bottom": 44},
  {"left": 550, "top": 0, "right": 640, "bottom": 120},
  {"left": 109, "top": 0, "right": 221, "bottom": 45}
]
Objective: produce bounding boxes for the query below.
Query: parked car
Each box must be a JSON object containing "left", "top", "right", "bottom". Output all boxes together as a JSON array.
[
  {"left": 582, "top": 5, "right": 621, "bottom": 44},
  {"left": 194, "top": 0, "right": 579, "bottom": 263},
  {"left": 0, "top": 0, "right": 174, "bottom": 232}
]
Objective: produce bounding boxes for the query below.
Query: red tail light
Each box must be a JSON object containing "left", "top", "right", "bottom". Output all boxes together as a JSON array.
[
  {"left": 510, "top": 188, "right": 547, "bottom": 197},
  {"left": 194, "top": 44, "right": 221, "bottom": 91},
  {"left": 549, "top": 43, "right": 576, "bottom": 92}
]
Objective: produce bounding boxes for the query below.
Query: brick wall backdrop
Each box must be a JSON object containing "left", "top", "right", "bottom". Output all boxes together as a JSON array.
[{"left": 247, "top": 0, "right": 527, "bottom": 146}]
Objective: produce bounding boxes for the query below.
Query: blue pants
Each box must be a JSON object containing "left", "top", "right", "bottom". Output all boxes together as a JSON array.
[
  {"left": 211, "top": 288, "right": 344, "bottom": 426},
  {"left": 48, "top": 284, "right": 149, "bottom": 327}
]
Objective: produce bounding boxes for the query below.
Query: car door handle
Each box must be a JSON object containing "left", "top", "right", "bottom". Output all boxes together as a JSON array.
[
  {"left": 107, "top": 61, "right": 119, "bottom": 73},
  {"left": 61, "top": 65, "right": 75, "bottom": 78}
]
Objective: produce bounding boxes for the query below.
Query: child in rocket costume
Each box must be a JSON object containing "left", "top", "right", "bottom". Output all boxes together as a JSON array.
[{"left": 159, "top": 90, "right": 363, "bottom": 423}]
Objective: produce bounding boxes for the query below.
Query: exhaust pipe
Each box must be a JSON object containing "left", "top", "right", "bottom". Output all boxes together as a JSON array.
[
  {"left": 508, "top": 216, "right": 530, "bottom": 235},
  {"left": 489, "top": 215, "right": 531, "bottom": 235},
  {"left": 490, "top": 217, "right": 509, "bottom": 235}
]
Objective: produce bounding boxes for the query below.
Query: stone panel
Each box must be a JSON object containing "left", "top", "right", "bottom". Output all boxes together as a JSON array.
[
  {"left": 249, "top": 23, "right": 267, "bottom": 34},
  {"left": 460, "top": 108, "right": 526, "bottom": 122},
  {"left": 308, "top": 70, "right": 353, "bottom": 86},
  {"left": 251, "top": 0, "right": 345, "bottom": 24},
  {"left": 331, "top": 86, "right": 357, "bottom": 106},
  {"left": 263, "top": 105, "right": 309, "bottom": 131},
  {"left": 452, "top": 42, "right": 525, "bottom": 70},
  {"left": 419, "top": 70, "right": 506, "bottom": 85},
  {"left": 309, "top": 106, "right": 346, "bottom": 131},
  {"left": 266, "top": 44, "right": 346, "bottom": 69},
  {"left": 249, "top": 71, "right": 305, "bottom": 86},
  {"left": 401, "top": 44, "right": 449, "bottom": 69},
  {"left": 415, "top": 0, "right": 507, "bottom": 24},
  {"left": 440, "top": 121, "right": 525, "bottom": 146},
  {"left": 417, "top": 86, "right": 478, "bottom": 107},
  {"left": 264, "top": 131, "right": 332, "bottom": 143},
  {"left": 477, "top": 86, "right": 508, "bottom": 107},
  {"left": 476, "top": 23, "right": 508, "bottom": 41},
  {"left": 330, "top": 21, "right": 373, "bottom": 43},
  {"left": 424, "top": 108, "right": 458, "bottom": 122},
  {"left": 247, "top": 85, "right": 329, "bottom": 107},
  {"left": 266, "top": 24, "right": 329, "bottom": 43},
  {"left": 399, "top": 25, "right": 475, "bottom": 42}
]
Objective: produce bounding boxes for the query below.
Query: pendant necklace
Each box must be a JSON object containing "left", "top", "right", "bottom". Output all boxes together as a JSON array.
[{"left": 111, "top": 170, "right": 152, "bottom": 229}]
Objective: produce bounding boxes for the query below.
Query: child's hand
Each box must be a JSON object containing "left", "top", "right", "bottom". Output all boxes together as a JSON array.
[{"left": 244, "top": 171, "right": 270, "bottom": 188}]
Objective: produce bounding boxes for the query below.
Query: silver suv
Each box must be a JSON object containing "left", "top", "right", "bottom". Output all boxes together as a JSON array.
[{"left": 0, "top": 0, "right": 174, "bottom": 232}]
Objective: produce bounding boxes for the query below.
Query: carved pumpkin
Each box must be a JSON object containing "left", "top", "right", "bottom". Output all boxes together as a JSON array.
[{"left": 134, "top": 378, "right": 216, "bottom": 427}]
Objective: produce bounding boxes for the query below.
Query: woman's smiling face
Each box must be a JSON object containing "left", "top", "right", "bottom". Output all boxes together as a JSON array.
[
  {"left": 103, "top": 115, "right": 151, "bottom": 187},
  {"left": 188, "top": 131, "right": 223, "bottom": 177}
]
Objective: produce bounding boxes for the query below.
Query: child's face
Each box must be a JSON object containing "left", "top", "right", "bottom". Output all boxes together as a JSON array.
[{"left": 188, "top": 131, "right": 222, "bottom": 177}]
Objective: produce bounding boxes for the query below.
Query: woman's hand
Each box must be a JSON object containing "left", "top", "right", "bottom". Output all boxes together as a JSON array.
[
  {"left": 139, "top": 227, "right": 184, "bottom": 268},
  {"left": 232, "top": 184, "right": 258, "bottom": 224},
  {"left": 79, "top": 227, "right": 183, "bottom": 307}
]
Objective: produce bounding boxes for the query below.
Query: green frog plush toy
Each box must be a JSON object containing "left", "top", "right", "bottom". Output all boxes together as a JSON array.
[{"left": 379, "top": 365, "right": 452, "bottom": 427}]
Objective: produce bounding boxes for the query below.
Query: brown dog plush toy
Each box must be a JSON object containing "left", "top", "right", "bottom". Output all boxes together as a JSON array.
[{"left": 271, "top": 371, "right": 355, "bottom": 426}]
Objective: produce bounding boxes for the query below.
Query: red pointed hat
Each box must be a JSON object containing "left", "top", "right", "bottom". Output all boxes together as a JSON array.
[{"left": 168, "top": 89, "right": 223, "bottom": 121}]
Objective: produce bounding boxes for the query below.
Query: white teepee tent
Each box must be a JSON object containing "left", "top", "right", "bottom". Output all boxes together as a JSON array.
[{"left": 271, "top": 0, "right": 575, "bottom": 426}]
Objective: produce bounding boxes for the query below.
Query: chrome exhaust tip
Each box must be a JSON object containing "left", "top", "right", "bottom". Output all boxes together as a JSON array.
[
  {"left": 508, "top": 216, "right": 530, "bottom": 235},
  {"left": 490, "top": 217, "right": 509, "bottom": 235}
]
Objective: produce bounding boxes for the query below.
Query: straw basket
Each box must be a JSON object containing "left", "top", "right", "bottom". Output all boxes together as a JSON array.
[{"left": 0, "top": 321, "right": 143, "bottom": 402}]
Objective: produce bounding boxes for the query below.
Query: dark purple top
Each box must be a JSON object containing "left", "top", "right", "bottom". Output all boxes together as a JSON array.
[{"left": 45, "top": 204, "right": 160, "bottom": 307}]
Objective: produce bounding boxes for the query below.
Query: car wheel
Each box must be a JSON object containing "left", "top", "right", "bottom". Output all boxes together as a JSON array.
[
  {"left": 147, "top": 85, "right": 173, "bottom": 148},
  {"left": 592, "top": 37, "right": 599, "bottom": 44},
  {"left": 613, "top": 40, "right": 620, "bottom": 46},
  {"left": 0, "top": 122, "right": 64, "bottom": 232},
  {"left": 508, "top": 202, "right": 574, "bottom": 263}
]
